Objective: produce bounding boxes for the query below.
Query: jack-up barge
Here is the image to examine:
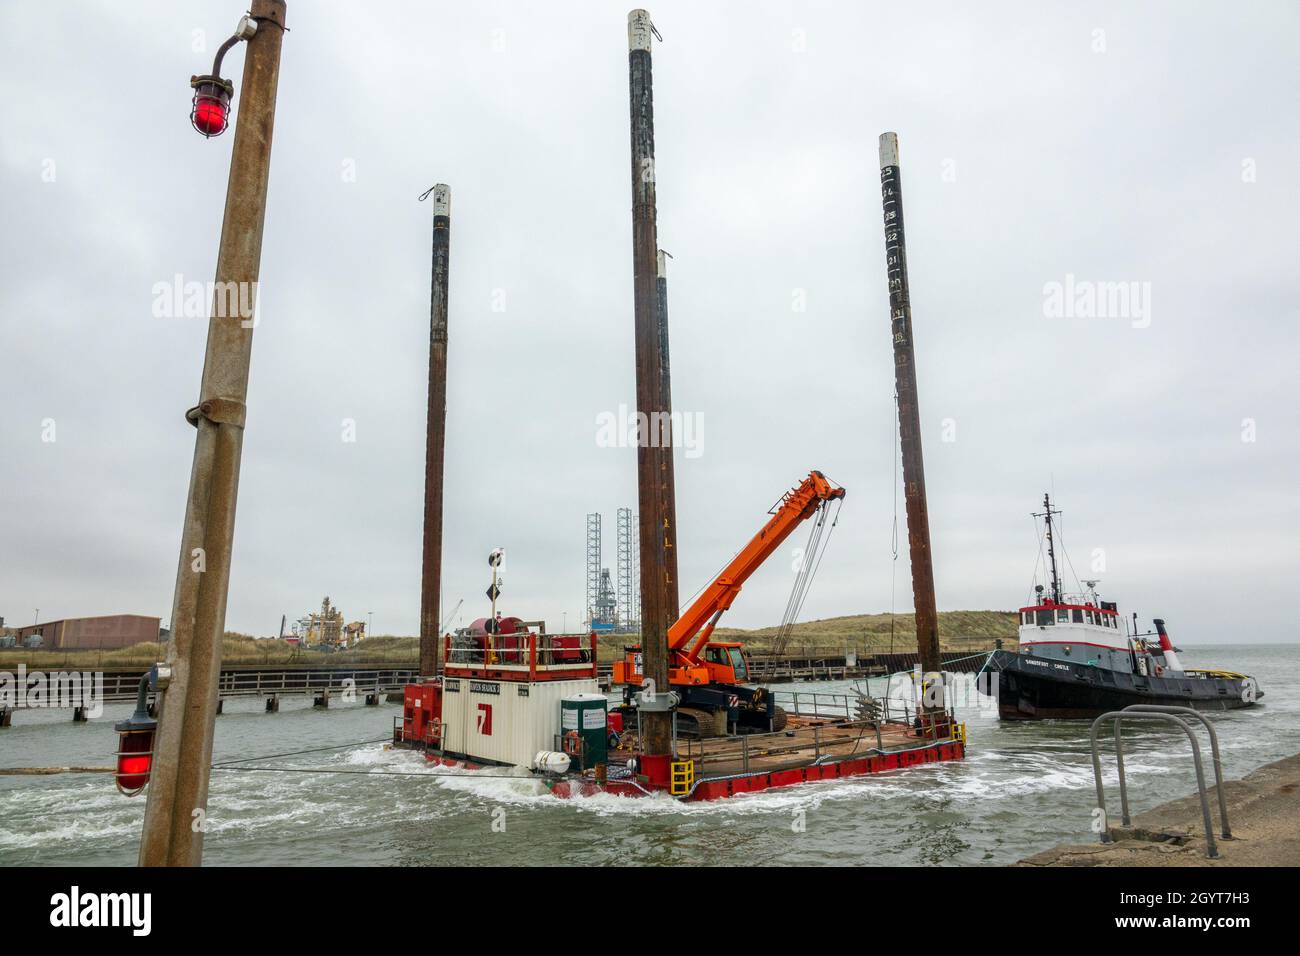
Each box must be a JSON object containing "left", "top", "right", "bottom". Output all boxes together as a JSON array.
[
  {"left": 393, "top": 472, "right": 965, "bottom": 799},
  {"left": 393, "top": 626, "right": 963, "bottom": 800}
]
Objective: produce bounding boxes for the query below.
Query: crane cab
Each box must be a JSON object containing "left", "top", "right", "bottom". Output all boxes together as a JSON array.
[
  {"left": 701, "top": 642, "right": 750, "bottom": 684},
  {"left": 612, "top": 642, "right": 751, "bottom": 688}
]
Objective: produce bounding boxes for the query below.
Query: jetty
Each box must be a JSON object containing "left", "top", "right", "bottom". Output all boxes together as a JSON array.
[{"left": 1022, "top": 753, "right": 1300, "bottom": 867}]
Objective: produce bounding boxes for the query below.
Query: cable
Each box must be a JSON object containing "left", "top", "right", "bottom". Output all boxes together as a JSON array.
[
  {"left": 678, "top": 543, "right": 744, "bottom": 616},
  {"left": 1055, "top": 512, "right": 1085, "bottom": 597},
  {"left": 212, "top": 765, "right": 537, "bottom": 780},
  {"left": 1027, "top": 512, "right": 1046, "bottom": 604},
  {"left": 777, "top": 506, "right": 825, "bottom": 631},
  {"left": 789, "top": 498, "right": 842, "bottom": 630},
  {"left": 889, "top": 387, "right": 900, "bottom": 654},
  {"left": 771, "top": 496, "right": 841, "bottom": 658},
  {"left": 211, "top": 737, "right": 393, "bottom": 767}
]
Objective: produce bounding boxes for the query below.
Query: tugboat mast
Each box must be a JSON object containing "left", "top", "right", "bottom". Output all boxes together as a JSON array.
[{"left": 1034, "top": 493, "right": 1063, "bottom": 604}]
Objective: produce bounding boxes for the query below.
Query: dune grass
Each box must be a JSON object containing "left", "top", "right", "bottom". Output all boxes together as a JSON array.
[
  {"left": 0, "top": 611, "right": 1016, "bottom": 670},
  {"left": 0, "top": 634, "right": 420, "bottom": 670}
]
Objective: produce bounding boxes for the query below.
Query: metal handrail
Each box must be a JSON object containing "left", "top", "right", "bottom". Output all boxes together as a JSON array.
[
  {"left": 446, "top": 632, "right": 594, "bottom": 668},
  {"left": 1090, "top": 709, "right": 1220, "bottom": 859},
  {"left": 772, "top": 690, "right": 915, "bottom": 720},
  {"left": 1120, "top": 704, "right": 1231, "bottom": 839},
  {"left": 771, "top": 691, "right": 946, "bottom": 734}
]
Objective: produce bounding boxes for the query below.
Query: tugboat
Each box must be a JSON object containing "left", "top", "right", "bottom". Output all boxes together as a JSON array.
[{"left": 987, "top": 494, "right": 1262, "bottom": 720}]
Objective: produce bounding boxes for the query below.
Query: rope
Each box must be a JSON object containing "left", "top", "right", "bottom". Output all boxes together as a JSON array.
[
  {"left": 881, "top": 650, "right": 994, "bottom": 680},
  {"left": 974, "top": 650, "right": 999, "bottom": 681}
]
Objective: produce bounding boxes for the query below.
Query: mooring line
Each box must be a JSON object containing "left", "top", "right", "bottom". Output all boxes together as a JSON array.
[
  {"left": 212, "top": 764, "right": 537, "bottom": 780},
  {"left": 210, "top": 736, "right": 393, "bottom": 767},
  {"left": 0, "top": 766, "right": 114, "bottom": 775}
]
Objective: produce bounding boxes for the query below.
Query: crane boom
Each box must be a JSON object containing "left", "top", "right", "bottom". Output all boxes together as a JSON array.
[{"left": 669, "top": 471, "right": 845, "bottom": 666}]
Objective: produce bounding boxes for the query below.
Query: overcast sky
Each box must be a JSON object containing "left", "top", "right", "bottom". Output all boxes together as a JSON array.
[{"left": 2, "top": 1, "right": 1297, "bottom": 645}]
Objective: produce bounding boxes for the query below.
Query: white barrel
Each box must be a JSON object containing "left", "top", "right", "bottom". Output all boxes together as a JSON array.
[{"left": 533, "top": 750, "right": 572, "bottom": 774}]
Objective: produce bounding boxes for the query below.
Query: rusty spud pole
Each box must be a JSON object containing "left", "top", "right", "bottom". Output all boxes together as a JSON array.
[
  {"left": 139, "top": 0, "right": 287, "bottom": 866},
  {"left": 419, "top": 184, "right": 451, "bottom": 679},
  {"left": 656, "top": 249, "right": 672, "bottom": 402},
  {"left": 629, "top": 9, "right": 679, "bottom": 757},
  {"left": 878, "top": 132, "right": 944, "bottom": 704}
]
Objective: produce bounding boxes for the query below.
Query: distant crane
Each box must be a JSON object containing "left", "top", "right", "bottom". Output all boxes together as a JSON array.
[{"left": 439, "top": 598, "right": 464, "bottom": 635}]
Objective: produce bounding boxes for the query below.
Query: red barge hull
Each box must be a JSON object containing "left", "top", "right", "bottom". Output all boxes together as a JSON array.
[
  {"left": 401, "top": 733, "right": 965, "bottom": 802},
  {"left": 547, "top": 738, "right": 965, "bottom": 801}
]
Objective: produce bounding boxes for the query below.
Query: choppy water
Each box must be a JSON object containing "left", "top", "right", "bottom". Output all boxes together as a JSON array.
[{"left": 2, "top": 643, "right": 1296, "bottom": 866}]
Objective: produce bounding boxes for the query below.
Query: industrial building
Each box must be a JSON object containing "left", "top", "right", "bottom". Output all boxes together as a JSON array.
[{"left": 13, "top": 614, "right": 162, "bottom": 650}]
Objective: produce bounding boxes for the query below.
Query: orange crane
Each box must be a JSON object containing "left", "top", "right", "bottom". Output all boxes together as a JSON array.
[{"left": 613, "top": 470, "right": 846, "bottom": 736}]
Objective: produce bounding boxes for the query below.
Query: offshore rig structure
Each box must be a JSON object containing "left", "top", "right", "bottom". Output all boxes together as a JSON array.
[{"left": 586, "top": 508, "right": 639, "bottom": 634}]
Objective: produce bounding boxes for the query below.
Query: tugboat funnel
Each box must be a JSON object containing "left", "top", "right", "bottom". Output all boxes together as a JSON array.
[{"left": 1153, "top": 619, "right": 1183, "bottom": 672}]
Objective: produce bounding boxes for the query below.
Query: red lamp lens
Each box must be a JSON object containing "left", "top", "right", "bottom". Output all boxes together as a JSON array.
[
  {"left": 192, "top": 95, "right": 228, "bottom": 137},
  {"left": 190, "top": 76, "right": 232, "bottom": 138},
  {"left": 119, "top": 755, "right": 151, "bottom": 774},
  {"left": 115, "top": 729, "right": 155, "bottom": 796}
]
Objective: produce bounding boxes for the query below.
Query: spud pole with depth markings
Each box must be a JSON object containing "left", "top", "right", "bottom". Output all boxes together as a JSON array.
[
  {"left": 420, "top": 184, "right": 451, "bottom": 680},
  {"left": 656, "top": 250, "right": 672, "bottom": 403},
  {"left": 878, "top": 132, "right": 945, "bottom": 716},
  {"left": 140, "top": 0, "right": 287, "bottom": 866},
  {"left": 628, "top": 9, "right": 679, "bottom": 758}
]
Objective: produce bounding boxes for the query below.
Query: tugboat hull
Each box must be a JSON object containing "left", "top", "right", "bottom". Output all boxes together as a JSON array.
[{"left": 989, "top": 650, "right": 1261, "bottom": 721}]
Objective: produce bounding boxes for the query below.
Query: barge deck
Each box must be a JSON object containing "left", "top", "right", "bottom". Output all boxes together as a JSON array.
[{"left": 399, "top": 685, "right": 965, "bottom": 801}]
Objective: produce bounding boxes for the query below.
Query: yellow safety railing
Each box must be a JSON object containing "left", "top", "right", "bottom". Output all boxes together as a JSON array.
[{"left": 669, "top": 759, "right": 694, "bottom": 796}]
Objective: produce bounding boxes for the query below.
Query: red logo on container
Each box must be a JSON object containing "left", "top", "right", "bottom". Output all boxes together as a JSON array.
[{"left": 476, "top": 703, "right": 493, "bottom": 735}]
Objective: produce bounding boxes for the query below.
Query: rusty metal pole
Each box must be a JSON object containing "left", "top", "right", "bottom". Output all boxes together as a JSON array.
[
  {"left": 139, "top": 0, "right": 286, "bottom": 867},
  {"left": 877, "top": 132, "right": 944, "bottom": 713},
  {"left": 628, "top": 10, "right": 678, "bottom": 757},
  {"left": 419, "top": 184, "right": 450, "bottom": 679},
  {"left": 656, "top": 250, "right": 672, "bottom": 403}
]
